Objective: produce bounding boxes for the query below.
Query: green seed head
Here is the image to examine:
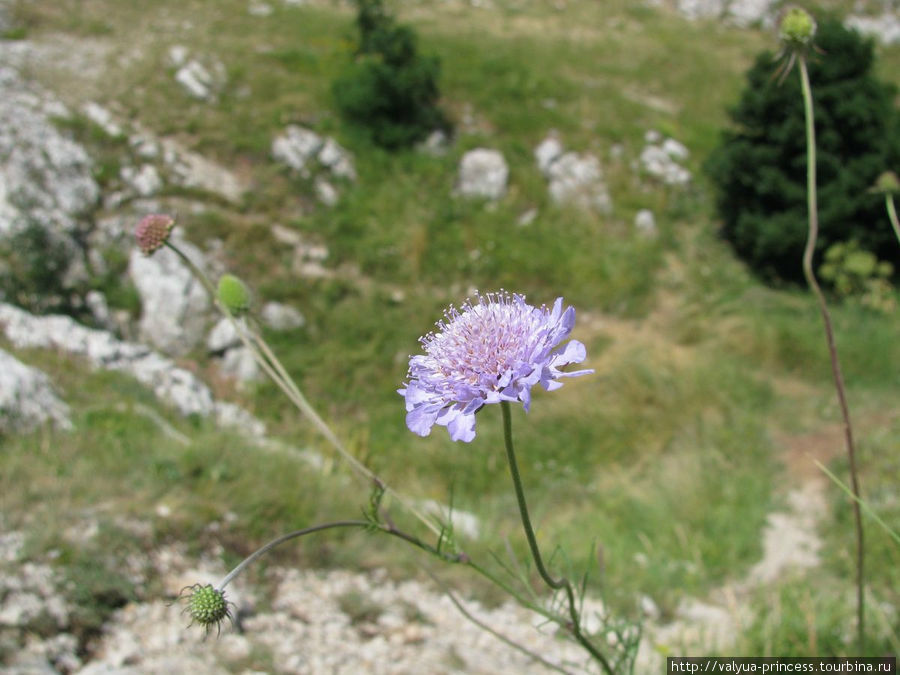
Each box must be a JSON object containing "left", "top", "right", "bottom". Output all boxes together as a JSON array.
[
  {"left": 217, "top": 274, "right": 251, "bottom": 315},
  {"left": 872, "top": 170, "right": 900, "bottom": 195},
  {"left": 186, "top": 584, "right": 231, "bottom": 634},
  {"left": 779, "top": 7, "right": 816, "bottom": 48}
]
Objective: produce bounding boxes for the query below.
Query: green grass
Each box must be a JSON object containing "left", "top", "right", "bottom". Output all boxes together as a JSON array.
[{"left": 4, "top": 0, "right": 900, "bottom": 661}]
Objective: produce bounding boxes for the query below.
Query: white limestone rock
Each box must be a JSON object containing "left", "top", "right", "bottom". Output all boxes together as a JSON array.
[
  {"left": 534, "top": 133, "right": 564, "bottom": 176},
  {"left": 248, "top": 0, "right": 273, "bottom": 16},
  {"left": 517, "top": 207, "right": 538, "bottom": 226},
  {"left": 220, "top": 346, "right": 261, "bottom": 383},
  {"left": 314, "top": 177, "right": 339, "bottom": 206},
  {"left": 676, "top": 0, "right": 724, "bottom": 20},
  {"left": 640, "top": 133, "right": 692, "bottom": 186},
  {"left": 0, "top": 303, "right": 268, "bottom": 427},
  {"left": 128, "top": 234, "right": 211, "bottom": 356},
  {"left": 84, "top": 289, "right": 113, "bottom": 329},
  {"left": 175, "top": 59, "right": 225, "bottom": 101},
  {"left": 167, "top": 45, "right": 189, "bottom": 68},
  {"left": 635, "top": 209, "right": 657, "bottom": 236},
  {"left": 0, "top": 349, "right": 71, "bottom": 433},
  {"left": 261, "top": 302, "right": 305, "bottom": 331},
  {"left": 661, "top": 137, "right": 689, "bottom": 162},
  {"left": 727, "top": 0, "right": 776, "bottom": 28},
  {"left": 846, "top": 12, "right": 900, "bottom": 45},
  {"left": 456, "top": 148, "right": 508, "bottom": 200},
  {"left": 272, "top": 125, "right": 324, "bottom": 178},
  {"left": 675, "top": 0, "right": 776, "bottom": 27},
  {"left": 160, "top": 138, "right": 245, "bottom": 202},
  {"left": 121, "top": 164, "right": 162, "bottom": 197},
  {"left": 214, "top": 401, "right": 267, "bottom": 437},
  {"left": 546, "top": 152, "right": 612, "bottom": 212},
  {"left": 0, "top": 67, "right": 99, "bottom": 239},
  {"left": 82, "top": 101, "right": 123, "bottom": 138},
  {"left": 317, "top": 137, "right": 357, "bottom": 181},
  {"left": 207, "top": 317, "right": 241, "bottom": 353}
]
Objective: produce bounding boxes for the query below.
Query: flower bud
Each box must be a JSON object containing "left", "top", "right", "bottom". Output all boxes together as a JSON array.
[
  {"left": 217, "top": 274, "right": 251, "bottom": 315},
  {"left": 135, "top": 214, "right": 175, "bottom": 256},
  {"left": 872, "top": 170, "right": 900, "bottom": 195},
  {"left": 779, "top": 7, "right": 816, "bottom": 48}
]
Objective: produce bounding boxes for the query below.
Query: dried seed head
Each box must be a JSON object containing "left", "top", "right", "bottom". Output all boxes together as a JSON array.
[{"left": 135, "top": 214, "right": 175, "bottom": 256}]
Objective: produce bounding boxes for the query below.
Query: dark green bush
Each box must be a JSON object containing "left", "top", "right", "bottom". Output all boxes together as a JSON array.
[
  {"left": 706, "top": 17, "right": 900, "bottom": 283},
  {"left": 0, "top": 221, "right": 76, "bottom": 314},
  {"left": 333, "top": 0, "right": 449, "bottom": 149}
]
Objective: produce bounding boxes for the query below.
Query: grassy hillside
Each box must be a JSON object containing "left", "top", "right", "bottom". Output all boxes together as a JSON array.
[{"left": 3, "top": 0, "right": 899, "bottom": 661}]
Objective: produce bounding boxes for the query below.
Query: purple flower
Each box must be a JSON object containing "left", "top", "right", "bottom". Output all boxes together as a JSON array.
[{"left": 399, "top": 291, "right": 593, "bottom": 442}]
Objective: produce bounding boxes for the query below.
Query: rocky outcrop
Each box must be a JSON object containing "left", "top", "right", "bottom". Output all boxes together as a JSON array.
[
  {"left": 639, "top": 130, "right": 691, "bottom": 186},
  {"left": 670, "top": 0, "right": 777, "bottom": 28},
  {"left": 260, "top": 301, "right": 305, "bottom": 331},
  {"left": 272, "top": 125, "right": 357, "bottom": 206},
  {"left": 167, "top": 45, "right": 226, "bottom": 102},
  {"left": 77, "top": 101, "right": 246, "bottom": 205},
  {"left": 846, "top": 12, "right": 900, "bottom": 45},
  {"left": 546, "top": 152, "right": 612, "bottom": 212},
  {"left": 0, "top": 302, "right": 263, "bottom": 436},
  {"left": 0, "top": 65, "right": 98, "bottom": 294},
  {"left": 635, "top": 208, "right": 657, "bottom": 236},
  {"left": 456, "top": 148, "right": 508, "bottom": 200},
  {"left": 129, "top": 231, "right": 211, "bottom": 356},
  {"left": 0, "top": 68, "right": 98, "bottom": 238},
  {"left": 0, "top": 349, "right": 71, "bottom": 433},
  {"left": 535, "top": 133, "right": 612, "bottom": 212}
]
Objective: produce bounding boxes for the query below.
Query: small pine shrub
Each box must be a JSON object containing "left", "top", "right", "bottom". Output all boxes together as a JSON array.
[
  {"left": 706, "top": 17, "right": 900, "bottom": 284},
  {"left": 0, "top": 221, "right": 77, "bottom": 314},
  {"left": 333, "top": 0, "right": 449, "bottom": 149}
]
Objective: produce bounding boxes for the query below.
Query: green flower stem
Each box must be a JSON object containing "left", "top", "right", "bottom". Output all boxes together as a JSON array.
[
  {"left": 798, "top": 55, "right": 865, "bottom": 652},
  {"left": 214, "top": 518, "right": 575, "bottom": 672},
  {"left": 164, "top": 240, "right": 441, "bottom": 539},
  {"left": 218, "top": 519, "right": 469, "bottom": 591},
  {"left": 166, "top": 237, "right": 625, "bottom": 666},
  {"left": 886, "top": 194, "right": 900, "bottom": 247},
  {"left": 218, "top": 520, "right": 369, "bottom": 590},
  {"left": 500, "top": 402, "right": 614, "bottom": 674}
]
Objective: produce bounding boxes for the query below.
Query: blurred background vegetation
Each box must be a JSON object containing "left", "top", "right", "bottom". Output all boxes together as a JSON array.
[{"left": 1, "top": 0, "right": 898, "bottom": 659}]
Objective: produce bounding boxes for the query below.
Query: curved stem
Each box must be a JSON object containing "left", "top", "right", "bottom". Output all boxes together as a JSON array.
[
  {"left": 218, "top": 520, "right": 369, "bottom": 589},
  {"left": 500, "top": 402, "right": 614, "bottom": 674},
  {"left": 886, "top": 195, "right": 900, "bottom": 247},
  {"left": 164, "top": 240, "right": 441, "bottom": 539},
  {"left": 798, "top": 56, "right": 865, "bottom": 652},
  {"left": 501, "top": 402, "right": 562, "bottom": 590},
  {"left": 214, "top": 517, "right": 579, "bottom": 673}
]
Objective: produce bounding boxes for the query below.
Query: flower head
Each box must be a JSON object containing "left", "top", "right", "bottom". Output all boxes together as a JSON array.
[
  {"left": 399, "top": 291, "right": 592, "bottom": 442},
  {"left": 182, "top": 583, "right": 233, "bottom": 636},
  {"left": 871, "top": 170, "right": 900, "bottom": 195},
  {"left": 779, "top": 7, "right": 816, "bottom": 49},
  {"left": 135, "top": 214, "right": 175, "bottom": 256}
]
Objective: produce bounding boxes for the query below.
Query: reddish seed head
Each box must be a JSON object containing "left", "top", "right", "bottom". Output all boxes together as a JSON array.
[{"left": 135, "top": 214, "right": 175, "bottom": 255}]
